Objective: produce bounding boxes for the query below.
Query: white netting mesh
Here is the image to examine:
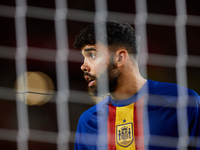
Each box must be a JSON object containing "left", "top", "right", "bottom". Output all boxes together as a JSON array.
[{"left": 0, "top": 0, "right": 200, "bottom": 149}]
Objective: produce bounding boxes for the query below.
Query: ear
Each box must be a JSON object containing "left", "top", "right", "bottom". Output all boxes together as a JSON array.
[{"left": 115, "top": 49, "right": 127, "bottom": 67}]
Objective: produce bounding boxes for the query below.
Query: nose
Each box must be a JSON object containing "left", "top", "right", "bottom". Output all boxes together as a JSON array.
[{"left": 81, "top": 60, "right": 90, "bottom": 72}]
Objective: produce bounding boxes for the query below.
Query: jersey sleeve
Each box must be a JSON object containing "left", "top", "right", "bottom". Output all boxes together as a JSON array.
[
  {"left": 187, "top": 90, "right": 200, "bottom": 150},
  {"left": 74, "top": 115, "right": 86, "bottom": 150},
  {"left": 74, "top": 112, "right": 95, "bottom": 150},
  {"left": 194, "top": 96, "right": 200, "bottom": 150},
  {"left": 74, "top": 108, "right": 98, "bottom": 150}
]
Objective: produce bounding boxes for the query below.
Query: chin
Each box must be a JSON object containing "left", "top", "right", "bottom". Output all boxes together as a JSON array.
[{"left": 90, "top": 86, "right": 109, "bottom": 97}]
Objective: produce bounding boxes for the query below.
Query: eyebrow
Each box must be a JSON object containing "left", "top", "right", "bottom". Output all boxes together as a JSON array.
[
  {"left": 81, "top": 48, "right": 97, "bottom": 54},
  {"left": 83, "top": 48, "right": 97, "bottom": 52}
]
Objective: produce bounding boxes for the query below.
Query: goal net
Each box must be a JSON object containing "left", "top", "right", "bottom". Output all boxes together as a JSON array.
[{"left": 0, "top": 0, "right": 199, "bottom": 150}]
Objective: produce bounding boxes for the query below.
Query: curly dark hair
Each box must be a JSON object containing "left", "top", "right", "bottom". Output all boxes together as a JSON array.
[{"left": 74, "top": 20, "right": 140, "bottom": 60}]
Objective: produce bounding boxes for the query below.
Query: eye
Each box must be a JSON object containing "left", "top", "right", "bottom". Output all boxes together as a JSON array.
[{"left": 89, "top": 53, "right": 96, "bottom": 59}]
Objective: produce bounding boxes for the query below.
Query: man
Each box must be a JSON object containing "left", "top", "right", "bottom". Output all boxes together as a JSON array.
[{"left": 74, "top": 20, "right": 200, "bottom": 150}]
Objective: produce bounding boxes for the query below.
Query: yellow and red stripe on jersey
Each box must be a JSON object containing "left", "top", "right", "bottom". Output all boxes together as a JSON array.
[{"left": 107, "top": 96, "right": 145, "bottom": 150}]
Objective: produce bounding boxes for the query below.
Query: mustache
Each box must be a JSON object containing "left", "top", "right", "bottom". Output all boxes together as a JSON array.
[{"left": 84, "top": 72, "right": 96, "bottom": 79}]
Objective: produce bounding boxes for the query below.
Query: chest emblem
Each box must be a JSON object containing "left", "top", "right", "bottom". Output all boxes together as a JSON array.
[{"left": 116, "top": 122, "right": 133, "bottom": 147}]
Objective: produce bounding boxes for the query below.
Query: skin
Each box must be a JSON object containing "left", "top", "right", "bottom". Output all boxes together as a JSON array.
[{"left": 81, "top": 42, "right": 146, "bottom": 100}]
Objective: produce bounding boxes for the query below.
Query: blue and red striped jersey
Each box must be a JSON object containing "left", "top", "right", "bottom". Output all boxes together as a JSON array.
[{"left": 74, "top": 79, "right": 200, "bottom": 150}]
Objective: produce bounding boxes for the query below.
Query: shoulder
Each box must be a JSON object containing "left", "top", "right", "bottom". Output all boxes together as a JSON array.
[
  {"left": 148, "top": 79, "right": 199, "bottom": 97},
  {"left": 147, "top": 79, "right": 200, "bottom": 105},
  {"left": 75, "top": 96, "right": 110, "bottom": 148},
  {"left": 78, "top": 96, "right": 110, "bottom": 124}
]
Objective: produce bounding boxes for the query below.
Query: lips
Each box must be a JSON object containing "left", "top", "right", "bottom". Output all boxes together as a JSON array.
[
  {"left": 84, "top": 75, "right": 96, "bottom": 87},
  {"left": 88, "top": 80, "right": 95, "bottom": 87}
]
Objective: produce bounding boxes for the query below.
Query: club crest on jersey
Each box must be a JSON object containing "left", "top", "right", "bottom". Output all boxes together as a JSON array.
[{"left": 116, "top": 122, "right": 133, "bottom": 147}]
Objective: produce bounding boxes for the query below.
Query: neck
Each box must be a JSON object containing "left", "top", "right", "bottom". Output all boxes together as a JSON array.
[{"left": 110, "top": 67, "right": 146, "bottom": 100}]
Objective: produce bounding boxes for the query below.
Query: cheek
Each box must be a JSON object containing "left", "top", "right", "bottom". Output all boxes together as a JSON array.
[
  {"left": 92, "top": 55, "right": 110, "bottom": 76},
  {"left": 95, "top": 63, "right": 108, "bottom": 77},
  {"left": 98, "top": 56, "right": 110, "bottom": 67}
]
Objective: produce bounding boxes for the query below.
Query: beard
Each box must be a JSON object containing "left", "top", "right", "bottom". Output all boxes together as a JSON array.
[{"left": 86, "top": 57, "right": 121, "bottom": 96}]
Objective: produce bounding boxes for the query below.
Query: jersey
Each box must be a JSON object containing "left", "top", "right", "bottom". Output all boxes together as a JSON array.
[{"left": 74, "top": 79, "right": 200, "bottom": 150}]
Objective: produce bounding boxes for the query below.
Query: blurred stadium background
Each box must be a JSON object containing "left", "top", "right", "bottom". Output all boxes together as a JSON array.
[{"left": 0, "top": 0, "right": 200, "bottom": 149}]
